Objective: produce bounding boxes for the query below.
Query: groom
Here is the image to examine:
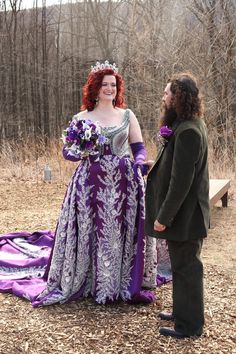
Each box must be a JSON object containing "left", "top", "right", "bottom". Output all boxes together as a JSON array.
[{"left": 145, "top": 72, "right": 210, "bottom": 338}]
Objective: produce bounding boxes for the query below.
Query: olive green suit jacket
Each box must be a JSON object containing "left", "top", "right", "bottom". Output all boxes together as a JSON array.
[{"left": 145, "top": 118, "right": 210, "bottom": 241}]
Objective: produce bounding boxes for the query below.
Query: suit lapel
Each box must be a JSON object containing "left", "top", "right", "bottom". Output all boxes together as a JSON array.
[
  {"left": 148, "top": 121, "right": 180, "bottom": 175},
  {"left": 148, "top": 145, "right": 165, "bottom": 174}
]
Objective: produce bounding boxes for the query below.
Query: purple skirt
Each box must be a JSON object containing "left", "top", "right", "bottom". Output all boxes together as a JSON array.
[{"left": 0, "top": 154, "right": 171, "bottom": 306}]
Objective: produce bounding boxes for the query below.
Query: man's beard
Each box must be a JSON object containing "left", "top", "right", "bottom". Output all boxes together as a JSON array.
[{"left": 159, "top": 102, "right": 177, "bottom": 128}]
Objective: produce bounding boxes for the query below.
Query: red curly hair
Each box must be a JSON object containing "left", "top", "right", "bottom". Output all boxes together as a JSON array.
[{"left": 81, "top": 68, "right": 126, "bottom": 111}]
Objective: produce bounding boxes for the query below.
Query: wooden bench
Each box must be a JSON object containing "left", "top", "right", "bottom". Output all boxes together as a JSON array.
[{"left": 209, "top": 179, "right": 231, "bottom": 207}]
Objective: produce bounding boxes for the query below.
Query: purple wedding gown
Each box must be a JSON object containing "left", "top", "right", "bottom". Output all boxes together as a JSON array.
[{"left": 0, "top": 110, "right": 171, "bottom": 307}]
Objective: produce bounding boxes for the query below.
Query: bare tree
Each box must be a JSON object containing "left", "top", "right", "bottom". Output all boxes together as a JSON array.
[
  {"left": 41, "top": 0, "right": 50, "bottom": 139},
  {"left": 0, "top": 0, "right": 235, "bottom": 163},
  {"left": 2, "top": 0, "right": 22, "bottom": 137},
  {"left": 186, "top": 0, "right": 236, "bottom": 155}
]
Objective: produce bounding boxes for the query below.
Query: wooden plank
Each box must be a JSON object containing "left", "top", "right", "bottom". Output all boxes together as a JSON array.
[{"left": 209, "top": 179, "right": 231, "bottom": 207}]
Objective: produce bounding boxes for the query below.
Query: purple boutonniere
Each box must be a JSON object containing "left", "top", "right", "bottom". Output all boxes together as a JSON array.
[{"left": 157, "top": 126, "right": 173, "bottom": 146}]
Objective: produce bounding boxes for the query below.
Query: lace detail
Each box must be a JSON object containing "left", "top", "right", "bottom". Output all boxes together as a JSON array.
[
  {"left": 37, "top": 163, "right": 92, "bottom": 304},
  {"left": 31, "top": 109, "right": 156, "bottom": 306},
  {"left": 120, "top": 160, "right": 140, "bottom": 300},
  {"left": 95, "top": 156, "right": 125, "bottom": 302},
  {"left": 156, "top": 239, "right": 171, "bottom": 279},
  {"left": 142, "top": 236, "right": 158, "bottom": 288},
  {"left": 0, "top": 265, "right": 46, "bottom": 280},
  {"left": 12, "top": 238, "right": 50, "bottom": 258},
  {"left": 142, "top": 238, "right": 172, "bottom": 288}
]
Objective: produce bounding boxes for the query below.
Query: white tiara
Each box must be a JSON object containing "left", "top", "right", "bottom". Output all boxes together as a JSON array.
[{"left": 91, "top": 60, "right": 118, "bottom": 73}]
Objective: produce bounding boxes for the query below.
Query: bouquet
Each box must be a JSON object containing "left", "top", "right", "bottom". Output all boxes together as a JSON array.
[
  {"left": 157, "top": 126, "right": 173, "bottom": 146},
  {"left": 62, "top": 117, "right": 107, "bottom": 158}
]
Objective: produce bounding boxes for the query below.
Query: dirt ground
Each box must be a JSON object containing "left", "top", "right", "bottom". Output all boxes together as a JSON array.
[{"left": 0, "top": 177, "right": 235, "bottom": 354}]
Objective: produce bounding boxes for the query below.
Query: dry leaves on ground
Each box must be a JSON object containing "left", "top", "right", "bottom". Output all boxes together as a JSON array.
[{"left": 0, "top": 179, "right": 235, "bottom": 354}]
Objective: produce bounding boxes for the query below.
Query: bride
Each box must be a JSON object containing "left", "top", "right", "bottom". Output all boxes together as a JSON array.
[{"left": 0, "top": 61, "right": 171, "bottom": 307}]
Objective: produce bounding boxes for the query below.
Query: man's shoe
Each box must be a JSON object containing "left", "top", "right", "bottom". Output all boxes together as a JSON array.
[
  {"left": 158, "top": 312, "right": 174, "bottom": 321},
  {"left": 159, "top": 327, "right": 189, "bottom": 339}
]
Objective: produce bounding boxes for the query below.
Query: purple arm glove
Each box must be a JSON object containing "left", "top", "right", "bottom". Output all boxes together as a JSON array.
[{"left": 130, "top": 142, "right": 149, "bottom": 176}]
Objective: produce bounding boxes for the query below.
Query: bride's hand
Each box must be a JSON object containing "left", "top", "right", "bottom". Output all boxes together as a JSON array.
[
  {"left": 138, "top": 159, "right": 155, "bottom": 176},
  {"left": 144, "top": 160, "right": 155, "bottom": 168}
]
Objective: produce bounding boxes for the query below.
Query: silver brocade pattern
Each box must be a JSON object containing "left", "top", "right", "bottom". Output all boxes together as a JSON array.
[{"left": 33, "top": 109, "right": 156, "bottom": 306}]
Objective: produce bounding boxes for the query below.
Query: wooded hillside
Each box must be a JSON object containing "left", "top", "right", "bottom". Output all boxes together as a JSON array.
[{"left": 0, "top": 0, "right": 235, "bottom": 159}]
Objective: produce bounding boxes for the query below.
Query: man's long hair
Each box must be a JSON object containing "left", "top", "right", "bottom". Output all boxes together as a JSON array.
[{"left": 160, "top": 72, "right": 204, "bottom": 127}]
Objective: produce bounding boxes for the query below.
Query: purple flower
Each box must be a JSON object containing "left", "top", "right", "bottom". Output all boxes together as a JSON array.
[
  {"left": 62, "top": 117, "right": 107, "bottom": 157},
  {"left": 98, "top": 135, "right": 107, "bottom": 145},
  {"left": 157, "top": 126, "right": 173, "bottom": 146},
  {"left": 75, "top": 137, "right": 81, "bottom": 145},
  {"left": 159, "top": 126, "right": 173, "bottom": 138},
  {"left": 90, "top": 123, "right": 97, "bottom": 130},
  {"left": 67, "top": 128, "right": 78, "bottom": 141},
  {"left": 75, "top": 119, "right": 84, "bottom": 130},
  {"left": 84, "top": 140, "right": 94, "bottom": 151}
]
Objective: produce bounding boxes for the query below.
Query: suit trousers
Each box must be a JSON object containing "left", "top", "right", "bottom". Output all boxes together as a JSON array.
[{"left": 167, "top": 238, "right": 204, "bottom": 336}]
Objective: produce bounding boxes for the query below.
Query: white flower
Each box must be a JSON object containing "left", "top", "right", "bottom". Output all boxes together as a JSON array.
[
  {"left": 67, "top": 143, "right": 81, "bottom": 156},
  {"left": 84, "top": 127, "right": 92, "bottom": 140},
  {"left": 95, "top": 121, "right": 101, "bottom": 134},
  {"left": 82, "top": 121, "right": 91, "bottom": 130},
  {"left": 71, "top": 116, "right": 79, "bottom": 125}
]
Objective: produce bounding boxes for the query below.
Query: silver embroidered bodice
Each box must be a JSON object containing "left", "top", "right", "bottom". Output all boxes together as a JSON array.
[{"left": 101, "top": 109, "right": 130, "bottom": 157}]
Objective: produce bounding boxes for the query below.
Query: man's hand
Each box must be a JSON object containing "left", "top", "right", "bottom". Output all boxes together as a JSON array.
[{"left": 154, "top": 220, "right": 166, "bottom": 232}]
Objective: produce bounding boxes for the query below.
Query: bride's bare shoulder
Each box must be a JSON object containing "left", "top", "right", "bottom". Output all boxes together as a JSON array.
[
  {"left": 116, "top": 107, "right": 126, "bottom": 113},
  {"left": 73, "top": 110, "right": 89, "bottom": 120},
  {"left": 115, "top": 107, "right": 127, "bottom": 118}
]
